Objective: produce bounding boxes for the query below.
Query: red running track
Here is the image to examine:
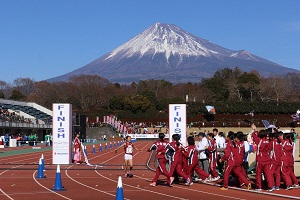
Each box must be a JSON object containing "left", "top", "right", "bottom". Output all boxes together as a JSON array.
[{"left": 0, "top": 141, "right": 299, "bottom": 200}]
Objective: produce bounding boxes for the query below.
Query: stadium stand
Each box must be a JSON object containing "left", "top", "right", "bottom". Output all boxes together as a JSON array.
[
  {"left": 0, "top": 99, "right": 52, "bottom": 147},
  {"left": 0, "top": 99, "right": 52, "bottom": 126}
]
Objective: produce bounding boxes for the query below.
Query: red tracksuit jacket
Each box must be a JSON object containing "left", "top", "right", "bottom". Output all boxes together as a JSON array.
[
  {"left": 269, "top": 138, "right": 282, "bottom": 166},
  {"left": 252, "top": 132, "right": 271, "bottom": 164},
  {"left": 235, "top": 141, "right": 245, "bottom": 165},
  {"left": 148, "top": 139, "right": 168, "bottom": 159},
  {"left": 221, "top": 141, "right": 236, "bottom": 165},
  {"left": 281, "top": 139, "right": 294, "bottom": 164},
  {"left": 182, "top": 145, "right": 198, "bottom": 166},
  {"left": 207, "top": 139, "right": 217, "bottom": 161},
  {"left": 166, "top": 141, "right": 183, "bottom": 162},
  {"left": 221, "top": 141, "right": 244, "bottom": 165}
]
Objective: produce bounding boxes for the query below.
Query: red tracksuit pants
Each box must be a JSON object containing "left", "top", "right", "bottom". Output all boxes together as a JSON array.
[
  {"left": 187, "top": 162, "right": 209, "bottom": 180},
  {"left": 256, "top": 161, "right": 274, "bottom": 189},
  {"left": 152, "top": 158, "right": 171, "bottom": 183},
  {"left": 281, "top": 161, "right": 298, "bottom": 187},
  {"left": 209, "top": 157, "right": 219, "bottom": 178},
  {"left": 223, "top": 163, "right": 249, "bottom": 188},
  {"left": 270, "top": 164, "right": 281, "bottom": 187},
  {"left": 169, "top": 159, "right": 189, "bottom": 181}
]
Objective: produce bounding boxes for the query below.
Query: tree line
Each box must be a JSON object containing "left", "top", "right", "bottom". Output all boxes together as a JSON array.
[{"left": 0, "top": 67, "right": 299, "bottom": 120}]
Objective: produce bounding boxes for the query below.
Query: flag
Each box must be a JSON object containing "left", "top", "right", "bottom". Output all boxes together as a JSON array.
[
  {"left": 86, "top": 117, "right": 89, "bottom": 124},
  {"left": 291, "top": 110, "right": 300, "bottom": 121},
  {"left": 96, "top": 116, "right": 99, "bottom": 123},
  {"left": 247, "top": 110, "right": 254, "bottom": 117},
  {"left": 205, "top": 105, "right": 216, "bottom": 114},
  {"left": 262, "top": 120, "right": 276, "bottom": 129}
]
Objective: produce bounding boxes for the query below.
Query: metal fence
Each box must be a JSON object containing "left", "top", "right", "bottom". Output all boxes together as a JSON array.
[{"left": 0, "top": 121, "right": 52, "bottom": 129}]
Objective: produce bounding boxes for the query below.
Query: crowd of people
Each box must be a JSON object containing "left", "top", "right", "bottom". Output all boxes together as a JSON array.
[
  {"left": 0, "top": 132, "right": 39, "bottom": 146},
  {"left": 146, "top": 126, "right": 299, "bottom": 191},
  {"left": 0, "top": 106, "right": 34, "bottom": 124}
]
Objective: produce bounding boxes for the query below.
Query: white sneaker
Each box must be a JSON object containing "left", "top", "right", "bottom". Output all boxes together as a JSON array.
[
  {"left": 291, "top": 184, "right": 299, "bottom": 188},
  {"left": 211, "top": 176, "right": 220, "bottom": 182},
  {"left": 195, "top": 177, "right": 202, "bottom": 182},
  {"left": 203, "top": 177, "right": 211, "bottom": 182},
  {"left": 285, "top": 186, "right": 292, "bottom": 190}
]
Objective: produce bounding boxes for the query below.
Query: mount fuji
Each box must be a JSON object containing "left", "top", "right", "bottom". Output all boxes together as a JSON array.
[{"left": 48, "top": 22, "right": 299, "bottom": 83}]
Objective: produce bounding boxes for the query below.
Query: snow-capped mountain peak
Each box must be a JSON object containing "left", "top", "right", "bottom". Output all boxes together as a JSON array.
[
  {"left": 47, "top": 22, "right": 299, "bottom": 84},
  {"left": 105, "top": 22, "right": 223, "bottom": 60}
]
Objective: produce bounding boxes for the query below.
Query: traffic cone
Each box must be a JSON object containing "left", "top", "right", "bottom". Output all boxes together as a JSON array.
[
  {"left": 36, "top": 158, "right": 46, "bottom": 178},
  {"left": 99, "top": 143, "right": 102, "bottom": 152},
  {"left": 115, "top": 176, "right": 124, "bottom": 200},
  {"left": 84, "top": 146, "right": 88, "bottom": 156},
  {"left": 105, "top": 143, "right": 108, "bottom": 150},
  {"left": 92, "top": 145, "right": 96, "bottom": 154},
  {"left": 41, "top": 154, "right": 45, "bottom": 171},
  {"left": 52, "top": 165, "right": 65, "bottom": 191},
  {"left": 110, "top": 142, "right": 112, "bottom": 149},
  {"left": 114, "top": 142, "right": 116, "bottom": 148}
]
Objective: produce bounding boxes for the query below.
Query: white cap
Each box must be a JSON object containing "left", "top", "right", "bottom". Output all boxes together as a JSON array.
[
  {"left": 117, "top": 176, "right": 122, "bottom": 188},
  {"left": 57, "top": 164, "right": 60, "bottom": 173}
]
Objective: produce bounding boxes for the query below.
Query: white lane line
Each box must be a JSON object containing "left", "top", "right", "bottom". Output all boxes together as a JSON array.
[
  {"left": 63, "top": 142, "right": 146, "bottom": 200},
  {"left": 0, "top": 188, "right": 14, "bottom": 200},
  {"left": 94, "top": 142, "right": 188, "bottom": 200},
  {"left": 134, "top": 174, "right": 246, "bottom": 200},
  {"left": 32, "top": 170, "right": 72, "bottom": 200},
  {"left": 65, "top": 166, "right": 129, "bottom": 200},
  {"left": 144, "top": 150, "right": 246, "bottom": 200},
  {"left": 95, "top": 170, "right": 187, "bottom": 200}
]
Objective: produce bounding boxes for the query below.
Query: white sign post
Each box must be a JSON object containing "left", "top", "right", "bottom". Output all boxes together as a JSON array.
[
  {"left": 169, "top": 104, "right": 187, "bottom": 146},
  {"left": 52, "top": 104, "right": 72, "bottom": 164}
]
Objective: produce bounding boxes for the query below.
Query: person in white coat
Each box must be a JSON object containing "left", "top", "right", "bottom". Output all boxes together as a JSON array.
[{"left": 196, "top": 132, "right": 209, "bottom": 174}]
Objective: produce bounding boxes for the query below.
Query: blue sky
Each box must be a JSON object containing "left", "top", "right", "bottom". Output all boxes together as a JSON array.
[{"left": 1, "top": 0, "right": 300, "bottom": 83}]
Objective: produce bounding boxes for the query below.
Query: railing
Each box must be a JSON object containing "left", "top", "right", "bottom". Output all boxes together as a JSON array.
[
  {"left": 0, "top": 121, "right": 52, "bottom": 129},
  {"left": 0, "top": 98, "right": 52, "bottom": 116}
]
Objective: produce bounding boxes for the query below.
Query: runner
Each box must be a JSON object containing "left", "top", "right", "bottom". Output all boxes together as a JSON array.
[
  {"left": 269, "top": 131, "right": 283, "bottom": 190},
  {"left": 73, "top": 133, "right": 82, "bottom": 164},
  {"left": 206, "top": 133, "right": 220, "bottom": 181},
  {"left": 251, "top": 124, "right": 274, "bottom": 191},
  {"left": 166, "top": 134, "right": 191, "bottom": 186},
  {"left": 219, "top": 132, "right": 251, "bottom": 190},
  {"left": 281, "top": 132, "right": 299, "bottom": 190},
  {"left": 148, "top": 132, "right": 174, "bottom": 187},
  {"left": 182, "top": 136, "right": 210, "bottom": 183},
  {"left": 115, "top": 135, "right": 141, "bottom": 178}
]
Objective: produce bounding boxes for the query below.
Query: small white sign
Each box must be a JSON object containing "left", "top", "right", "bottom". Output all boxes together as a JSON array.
[
  {"left": 128, "top": 134, "right": 169, "bottom": 139},
  {"left": 52, "top": 104, "right": 72, "bottom": 164},
  {"left": 169, "top": 104, "right": 187, "bottom": 146}
]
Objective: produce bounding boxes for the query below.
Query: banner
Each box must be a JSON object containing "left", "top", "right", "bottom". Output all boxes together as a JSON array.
[
  {"left": 128, "top": 134, "right": 169, "bottom": 139},
  {"left": 169, "top": 104, "right": 187, "bottom": 146},
  {"left": 52, "top": 104, "right": 72, "bottom": 164}
]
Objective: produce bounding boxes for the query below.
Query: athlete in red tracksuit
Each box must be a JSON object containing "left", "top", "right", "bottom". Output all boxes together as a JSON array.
[
  {"left": 166, "top": 134, "right": 191, "bottom": 186},
  {"left": 269, "top": 132, "right": 283, "bottom": 190},
  {"left": 182, "top": 136, "right": 210, "bottom": 182},
  {"left": 220, "top": 132, "right": 250, "bottom": 190},
  {"left": 148, "top": 133, "right": 174, "bottom": 187},
  {"left": 251, "top": 126, "right": 274, "bottom": 191},
  {"left": 281, "top": 133, "right": 299, "bottom": 190},
  {"left": 206, "top": 133, "right": 219, "bottom": 180}
]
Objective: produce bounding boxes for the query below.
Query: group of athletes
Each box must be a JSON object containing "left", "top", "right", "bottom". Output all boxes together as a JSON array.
[{"left": 116, "top": 124, "right": 299, "bottom": 192}]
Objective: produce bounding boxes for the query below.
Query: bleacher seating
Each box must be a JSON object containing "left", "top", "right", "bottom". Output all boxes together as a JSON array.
[{"left": 0, "top": 99, "right": 52, "bottom": 125}]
